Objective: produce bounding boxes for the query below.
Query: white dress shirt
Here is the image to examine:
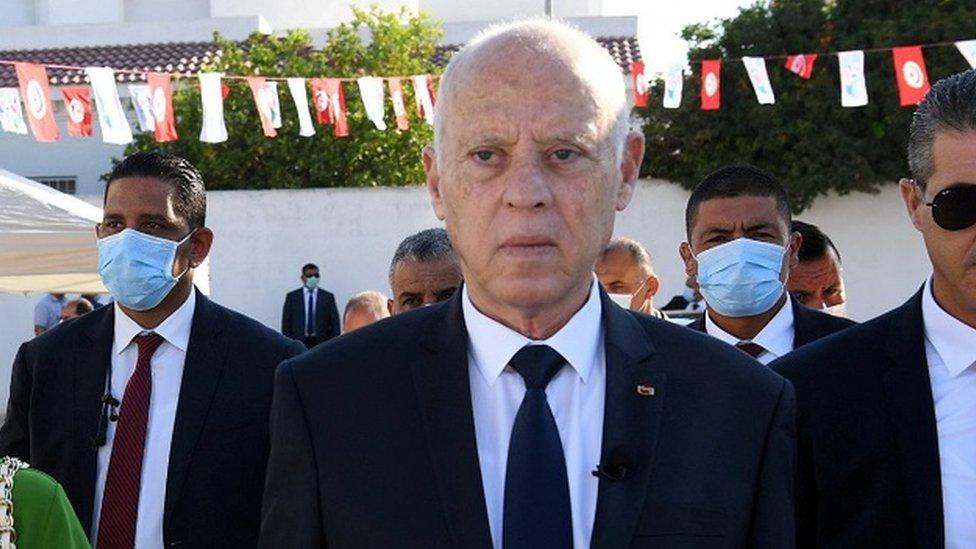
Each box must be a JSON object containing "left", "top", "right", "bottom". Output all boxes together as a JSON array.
[
  {"left": 303, "top": 286, "right": 317, "bottom": 336},
  {"left": 921, "top": 277, "right": 976, "bottom": 549},
  {"left": 464, "top": 279, "right": 605, "bottom": 549},
  {"left": 705, "top": 297, "right": 795, "bottom": 365},
  {"left": 91, "top": 291, "right": 195, "bottom": 549}
]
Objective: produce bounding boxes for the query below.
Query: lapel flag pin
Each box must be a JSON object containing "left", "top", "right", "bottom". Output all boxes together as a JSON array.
[{"left": 636, "top": 384, "right": 655, "bottom": 397}]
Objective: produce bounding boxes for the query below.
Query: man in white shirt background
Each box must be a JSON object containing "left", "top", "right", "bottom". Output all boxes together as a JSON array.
[
  {"left": 774, "top": 69, "right": 976, "bottom": 548},
  {"left": 682, "top": 164, "right": 855, "bottom": 365},
  {"left": 33, "top": 292, "right": 67, "bottom": 335}
]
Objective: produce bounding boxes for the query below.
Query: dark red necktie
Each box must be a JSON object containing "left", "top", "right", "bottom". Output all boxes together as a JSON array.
[
  {"left": 736, "top": 341, "right": 766, "bottom": 358},
  {"left": 97, "top": 333, "right": 164, "bottom": 549}
]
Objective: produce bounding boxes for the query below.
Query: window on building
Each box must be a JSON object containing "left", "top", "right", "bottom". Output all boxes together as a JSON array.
[{"left": 30, "top": 176, "right": 77, "bottom": 195}]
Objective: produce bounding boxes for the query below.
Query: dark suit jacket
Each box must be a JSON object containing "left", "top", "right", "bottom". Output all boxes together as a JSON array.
[
  {"left": 281, "top": 288, "right": 340, "bottom": 344},
  {"left": 661, "top": 295, "right": 690, "bottom": 311},
  {"left": 0, "top": 290, "right": 306, "bottom": 548},
  {"left": 687, "top": 297, "right": 856, "bottom": 349},
  {"left": 771, "top": 290, "right": 944, "bottom": 548},
  {"left": 260, "top": 288, "right": 797, "bottom": 548}
]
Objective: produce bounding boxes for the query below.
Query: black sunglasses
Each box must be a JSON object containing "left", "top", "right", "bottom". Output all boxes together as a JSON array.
[{"left": 920, "top": 184, "right": 976, "bottom": 231}]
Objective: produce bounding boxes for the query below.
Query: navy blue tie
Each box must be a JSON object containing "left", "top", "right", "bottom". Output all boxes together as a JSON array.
[
  {"left": 305, "top": 291, "right": 315, "bottom": 336},
  {"left": 503, "top": 345, "right": 573, "bottom": 549}
]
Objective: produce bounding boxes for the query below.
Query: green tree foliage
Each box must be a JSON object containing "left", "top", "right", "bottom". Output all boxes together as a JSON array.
[
  {"left": 117, "top": 6, "right": 442, "bottom": 189},
  {"left": 639, "top": 0, "right": 976, "bottom": 211}
]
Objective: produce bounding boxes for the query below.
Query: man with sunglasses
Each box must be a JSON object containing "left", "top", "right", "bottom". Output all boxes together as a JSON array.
[{"left": 773, "top": 70, "right": 976, "bottom": 548}]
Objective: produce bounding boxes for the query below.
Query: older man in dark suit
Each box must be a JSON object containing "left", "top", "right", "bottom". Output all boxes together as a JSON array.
[
  {"left": 773, "top": 70, "right": 976, "bottom": 548},
  {"left": 260, "top": 20, "right": 796, "bottom": 549},
  {"left": 0, "top": 152, "right": 305, "bottom": 548}
]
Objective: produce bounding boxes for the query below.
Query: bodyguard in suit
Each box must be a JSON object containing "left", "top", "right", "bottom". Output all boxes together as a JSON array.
[
  {"left": 680, "top": 165, "right": 855, "bottom": 363},
  {"left": 260, "top": 20, "right": 796, "bottom": 548},
  {"left": 772, "top": 70, "right": 976, "bottom": 548},
  {"left": 0, "top": 152, "right": 305, "bottom": 548},
  {"left": 281, "top": 263, "right": 340, "bottom": 348}
]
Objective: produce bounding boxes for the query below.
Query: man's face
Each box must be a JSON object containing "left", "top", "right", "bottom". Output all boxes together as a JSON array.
[
  {"left": 595, "top": 248, "right": 646, "bottom": 296},
  {"left": 302, "top": 268, "right": 320, "bottom": 285},
  {"left": 389, "top": 258, "right": 463, "bottom": 314},
  {"left": 97, "top": 176, "right": 208, "bottom": 279},
  {"left": 681, "top": 195, "right": 800, "bottom": 287},
  {"left": 901, "top": 131, "right": 976, "bottom": 319},
  {"left": 787, "top": 249, "right": 846, "bottom": 311},
  {"left": 343, "top": 307, "right": 385, "bottom": 333},
  {"left": 424, "top": 54, "right": 642, "bottom": 314}
]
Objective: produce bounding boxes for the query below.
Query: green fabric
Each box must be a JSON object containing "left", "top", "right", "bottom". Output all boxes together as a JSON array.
[{"left": 10, "top": 468, "right": 90, "bottom": 549}]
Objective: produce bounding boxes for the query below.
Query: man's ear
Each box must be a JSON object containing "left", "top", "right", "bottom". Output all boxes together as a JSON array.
[
  {"left": 679, "top": 242, "right": 697, "bottom": 279},
  {"left": 645, "top": 274, "right": 660, "bottom": 300},
  {"left": 387, "top": 299, "right": 394, "bottom": 316},
  {"left": 188, "top": 228, "right": 213, "bottom": 267},
  {"left": 899, "top": 178, "right": 925, "bottom": 231},
  {"left": 423, "top": 146, "right": 446, "bottom": 221},
  {"left": 615, "top": 132, "right": 645, "bottom": 211},
  {"left": 787, "top": 231, "right": 802, "bottom": 269}
]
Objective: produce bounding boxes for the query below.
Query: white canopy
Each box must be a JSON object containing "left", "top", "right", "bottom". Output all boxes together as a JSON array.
[{"left": 0, "top": 168, "right": 105, "bottom": 294}]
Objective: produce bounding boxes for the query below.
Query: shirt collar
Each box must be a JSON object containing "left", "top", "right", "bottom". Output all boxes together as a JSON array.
[
  {"left": 705, "top": 296, "right": 795, "bottom": 358},
  {"left": 113, "top": 290, "right": 197, "bottom": 355},
  {"left": 463, "top": 276, "right": 604, "bottom": 387},
  {"left": 922, "top": 276, "right": 976, "bottom": 378}
]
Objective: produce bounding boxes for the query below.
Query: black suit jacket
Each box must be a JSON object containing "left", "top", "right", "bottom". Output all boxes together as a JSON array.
[
  {"left": 688, "top": 297, "right": 856, "bottom": 348},
  {"left": 661, "top": 295, "right": 690, "bottom": 311},
  {"left": 0, "top": 290, "right": 305, "bottom": 548},
  {"left": 771, "top": 290, "right": 943, "bottom": 548},
  {"left": 281, "top": 288, "right": 340, "bottom": 344},
  {"left": 260, "top": 288, "right": 797, "bottom": 548}
]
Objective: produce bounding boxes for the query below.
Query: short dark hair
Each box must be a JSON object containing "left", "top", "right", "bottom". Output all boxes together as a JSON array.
[
  {"left": 791, "top": 220, "right": 841, "bottom": 264},
  {"left": 908, "top": 69, "right": 976, "bottom": 190},
  {"left": 685, "top": 164, "right": 792, "bottom": 237},
  {"left": 389, "top": 228, "right": 457, "bottom": 287},
  {"left": 105, "top": 151, "right": 207, "bottom": 230},
  {"left": 73, "top": 298, "right": 94, "bottom": 316},
  {"left": 302, "top": 263, "right": 319, "bottom": 274}
]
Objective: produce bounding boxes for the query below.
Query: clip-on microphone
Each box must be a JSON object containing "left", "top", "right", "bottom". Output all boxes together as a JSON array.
[
  {"left": 592, "top": 445, "right": 634, "bottom": 482},
  {"left": 92, "top": 394, "right": 120, "bottom": 449}
]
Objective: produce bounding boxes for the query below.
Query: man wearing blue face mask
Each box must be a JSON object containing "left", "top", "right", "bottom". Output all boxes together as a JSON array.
[
  {"left": 281, "top": 263, "right": 340, "bottom": 348},
  {"left": 0, "top": 151, "right": 306, "bottom": 549},
  {"left": 680, "top": 164, "right": 855, "bottom": 365}
]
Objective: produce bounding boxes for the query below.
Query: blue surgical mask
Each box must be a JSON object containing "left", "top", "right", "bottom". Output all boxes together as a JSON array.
[
  {"left": 304, "top": 276, "right": 320, "bottom": 290},
  {"left": 694, "top": 238, "right": 786, "bottom": 317},
  {"left": 682, "top": 284, "right": 696, "bottom": 302},
  {"left": 98, "top": 228, "right": 193, "bottom": 311}
]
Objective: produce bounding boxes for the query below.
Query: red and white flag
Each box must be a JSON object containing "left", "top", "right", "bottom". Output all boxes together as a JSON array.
[
  {"left": 247, "top": 77, "right": 277, "bottom": 137},
  {"left": 784, "top": 53, "right": 818, "bottom": 79},
  {"left": 412, "top": 74, "right": 435, "bottom": 125},
  {"left": 15, "top": 63, "right": 59, "bottom": 142},
  {"left": 323, "top": 79, "right": 349, "bottom": 137},
  {"left": 388, "top": 77, "right": 409, "bottom": 130},
  {"left": 147, "top": 73, "right": 178, "bottom": 142},
  {"left": 892, "top": 46, "right": 931, "bottom": 107},
  {"left": 631, "top": 61, "right": 648, "bottom": 107},
  {"left": 700, "top": 59, "right": 721, "bottom": 111},
  {"left": 310, "top": 78, "right": 331, "bottom": 124},
  {"left": 61, "top": 86, "right": 92, "bottom": 137}
]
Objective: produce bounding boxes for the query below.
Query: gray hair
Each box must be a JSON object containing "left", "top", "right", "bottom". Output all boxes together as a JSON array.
[
  {"left": 603, "top": 237, "right": 654, "bottom": 276},
  {"left": 388, "top": 228, "right": 458, "bottom": 287},
  {"left": 433, "top": 18, "right": 631, "bottom": 165},
  {"left": 343, "top": 291, "right": 390, "bottom": 319},
  {"left": 908, "top": 69, "right": 976, "bottom": 189}
]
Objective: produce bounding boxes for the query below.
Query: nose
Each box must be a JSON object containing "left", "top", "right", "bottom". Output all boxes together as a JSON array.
[{"left": 502, "top": 157, "right": 553, "bottom": 210}]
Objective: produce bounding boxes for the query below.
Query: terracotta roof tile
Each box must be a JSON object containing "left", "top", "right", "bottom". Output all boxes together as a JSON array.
[{"left": 0, "top": 36, "right": 641, "bottom": 88}]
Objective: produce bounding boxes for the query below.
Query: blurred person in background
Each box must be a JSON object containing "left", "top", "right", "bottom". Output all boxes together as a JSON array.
[
  {"left": 787, "top": 220, "right": 848, "bottom": 317},
  {"left": 33, "top": 293, "right": 67, "bottom": 336},
  {"left": 388, "top": 228, "right": 462, "bottom": 315},
  {"left": 594, "top": 237, "right": 666, "bottom": 318},
  {"left": 343, "top": 291, "right": 391, "bottom": 333}
]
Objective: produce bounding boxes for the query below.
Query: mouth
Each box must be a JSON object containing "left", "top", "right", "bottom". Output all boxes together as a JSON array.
[{"left": 499, "top": 236, "right": 558, "bottom": 256}]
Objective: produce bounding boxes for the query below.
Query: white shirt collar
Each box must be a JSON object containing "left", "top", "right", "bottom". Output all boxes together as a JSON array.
[
  {"left": 113, "top": 290, "right": 197, "bottom": 355},
  {"left": 463, "top": 277, "right": 604, "bottom": 387},
  {"left": 922, "top": 276, "right": 976, "bottom": 378},
  {"left": 705, "top": 296, "right": 795, "bottom": 357}
]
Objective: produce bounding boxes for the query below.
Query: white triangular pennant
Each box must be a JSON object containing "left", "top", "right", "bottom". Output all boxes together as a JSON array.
[
  {"left": 742, "top": 57, "right": 775, "bottom": 105},
  {"left": 0, "top": 88, "right": 29, "bottom": 135},
  {"left": 663, "top": 63, "right": 684, "bottom": 109},
  {"left": 85, "top": 66, "right": 133, "bottom": 144},
  {"left": 955, "top": 40, "right": 976, "bottom": 69},
  {"left": 198, "top": 72, "right": 228, "bottom": 143},
  {"left": 128, "top": 84, "right": 156, "bottom": 132},
  {"left": 838, "top": 50, "right": 869, "bottom": 107},
  {"left": 357, "top": 77, "right": 388, "bottom": 131},
  {"left": 287, "top": 78, "right": 315, "bottom": 137}
]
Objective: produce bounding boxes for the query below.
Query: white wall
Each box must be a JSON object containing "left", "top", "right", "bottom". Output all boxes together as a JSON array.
[
  {"left": 124, "top": 0, "right": 209, "bottom": 22},
  {"left": 36, "top": 0, "right": 123, "bottom": 25},
  {"left": 420, "top": 0, "right": 600, "bottom": 22},
  {"left": 1, "top": 0, "right": 37, "bottom": 27},
  {"left": 0, "top": 180, "right": 932, "bottom": 409}
]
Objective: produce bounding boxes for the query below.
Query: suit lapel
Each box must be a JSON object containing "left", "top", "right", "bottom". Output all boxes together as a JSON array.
[
  {"left": 882, "top": 289, "right": 944, "bottom": 548},
  {"left": 74, "top": 306, "right": 116, "bottom": 535},
  {"left": 591, "top": 293, "right": 665, "bottom": 549},
  {"left": 164, "top": 291, "right": 229, "bottom": 530},
  {"left": 790, "top": 297, "right": 817, "bottom": 348},
  {"left": 410, "top": 292, "right": 492, "bottom": 548},
  {"left": 315, "top": 288, "right": 326, "bottom": 335}
]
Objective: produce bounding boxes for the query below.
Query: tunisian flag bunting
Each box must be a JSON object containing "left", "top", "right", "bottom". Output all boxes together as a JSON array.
[
  {"left": 61, "top": 86, "right": 93, "bottom": 137},
  {"left": 147, "top": 73, "right": 177, "bottom": 142},
  {"left": 310, "top": 78, "right": 331, "bottom": 124},
  {"left": 15, "top": 63, "right": 59, "bottom": 142},
  {"left": 287, "top": 78, "right": 316, "bottom": 137},
  {"left": 838, "top": 50, "right": 869, "bottom": 107},
  {"left": 324, "top": 79, "right": 349, "bottom": 137},
  {"left": 784, "top": 54, "right": 818, "bottom": 79},
  {"left": 247, "top": 77, "right": 277, "bottom": 137},
  {"left": 412, "top": 74, "right": 435, "bottom": 125},
  {"left": 892, "top": 46, "right": 931, "bottom": 107},
  {"left": 956, "top": 40, "right": 976, "bottom": 69},
  {"left": 357, "top": 76, "right": 388, "bottom": 131},
  {"left": 388, "top": 77, "right": 409, "bottom": 130},
  {"left": 663, "top": 63, "right": 683, "bottom": 109},
  {"left": 86, "top": 66, "right": 133, "bottom": 144},
  {"left": 630, "top": 61, "right": 648, "bottom": 107},
  {"left": 743, "top": 57, "right": 775, "bottom": 104},
  {"left": 700, "top": 59, "right": 721, "bottom": 110}
]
